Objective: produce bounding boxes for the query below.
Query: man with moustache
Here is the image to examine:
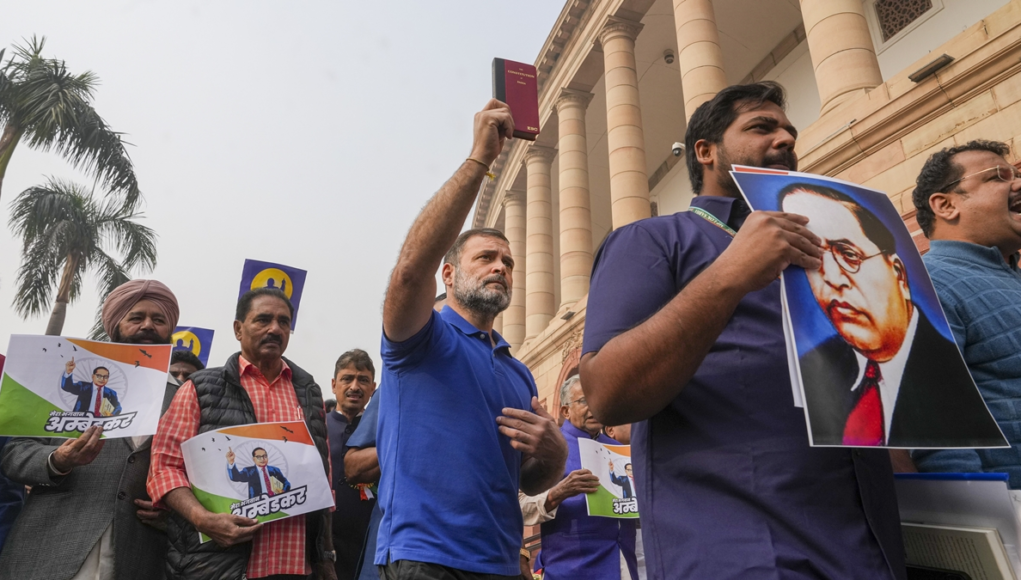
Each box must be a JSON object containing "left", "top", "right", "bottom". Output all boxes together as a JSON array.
[
  {"left": 780, "top": 183, "right": 1002, "bottom": 447},
  {"left": 378, "top": 99, "right": 567, "bottom": 579},
  {"left": 148, "top": 287, "right": 336, "bottom": 580},
  {"left": 909, "top": 140, "right": 1021, "bottom": 486},
  {"left": 0, "top": 279, "right": 181, "bottom": 580},
  {"left": 326, "top": 349, "right": 377, "bottom": 580},
  {"left": 579, "top": 82, "right": 907, "bottom": 579}
]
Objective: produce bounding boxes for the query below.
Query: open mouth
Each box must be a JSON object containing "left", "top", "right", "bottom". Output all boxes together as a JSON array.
[{"left": 1009, "top": 196, "right": 1021, "bottom": 215}]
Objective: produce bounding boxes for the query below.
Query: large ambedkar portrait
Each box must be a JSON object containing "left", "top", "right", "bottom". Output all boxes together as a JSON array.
[{"left": 731, "top": 166, "right": 1007, "bottom": 449}]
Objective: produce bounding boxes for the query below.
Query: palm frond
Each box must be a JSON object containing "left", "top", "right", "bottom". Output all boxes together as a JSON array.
[{"left": 12, "top": 238, "right": 59, "bottom": 317}]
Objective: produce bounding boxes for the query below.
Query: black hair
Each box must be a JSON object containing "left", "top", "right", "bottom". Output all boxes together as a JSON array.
[
  {"left": 912, "top": 140, "right": 1011, "bottom": 238},
  {"left": 685, "top": 81, "right": 788, "bottom": 194},
  {"left": 236, "top": 287, "right": 294, "bottom": 322},
  {"left": 442, "top": 228, "right": 510, "bottom": 266},
  {"left": 334, "top": 348, "right": 375, "bottom": 379},
  {"left": 778, "top": 182, "right": 897, "bottom": 255},
  {"left": 625, "top": 463, "right": 632, "bottom": 470},
  {"left": 171, "top": 350, "right": 205, "bottom": 371},
  {"left": 325, "top": 399, "right": 337, "bottom": 413},
  {"left": 252, "top": 447, "right": 267, "bottom": 458},
  {"left": 93, "top": 366, "right": 109, "bottom": 375}
]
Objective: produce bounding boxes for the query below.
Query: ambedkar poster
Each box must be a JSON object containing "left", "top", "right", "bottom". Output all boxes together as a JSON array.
[
  {"left": 577, "top": 438, "right": 638, "bottom": 519},
  {"left": 239, "top": 259, "right": 307, "bottom": 330},
  {"left": 731, "top": 166, "right": 1006, "bottom": 450},
  {"left": 181, "top": 420, "right": 332, "bottom": 542},
  {"left": 0, "top": 335, "right": 171, "bottom": 438},
  {"left": 172, "top": 326, "right": 215, "bottom": 367}
]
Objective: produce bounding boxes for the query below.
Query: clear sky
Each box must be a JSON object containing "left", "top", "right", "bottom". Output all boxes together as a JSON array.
[{"left": 0, "top": 1, "right": 565, "bottom": 389}]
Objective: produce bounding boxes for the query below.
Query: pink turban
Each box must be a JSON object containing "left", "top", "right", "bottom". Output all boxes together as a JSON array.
[{"left": 101, "top": 279, "right": 180, "bottom": 338}]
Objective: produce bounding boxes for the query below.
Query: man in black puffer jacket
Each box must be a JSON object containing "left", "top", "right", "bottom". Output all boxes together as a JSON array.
[{"left": 147, "top": 287, "right": 336, "bottom": 580}]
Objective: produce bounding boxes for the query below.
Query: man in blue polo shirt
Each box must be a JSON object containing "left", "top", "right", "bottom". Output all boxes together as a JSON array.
[
  {"left": 580, "top": 81, "right": 906, "bottom": 579},
  {"left": 377, "top": 98, "right": 568, "bottom": 580}
]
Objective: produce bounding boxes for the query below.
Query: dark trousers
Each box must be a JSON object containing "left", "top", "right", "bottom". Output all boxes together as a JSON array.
[{"left": 378, "top": 560, "right": 524, "bottom": 580}]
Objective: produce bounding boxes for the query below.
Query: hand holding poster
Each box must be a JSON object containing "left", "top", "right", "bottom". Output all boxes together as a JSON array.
[
  {"left": 577, "top": 438, "right": 638, "bottom": 519},
  {"left": 181, "top": 421, "right": 332, "bottom": 542},
  {"left": 0, "top": 335, "right": 171, "bottom": 438},
  {"left": 730, "top": 166, "right": 1007, "bottom": 450}
]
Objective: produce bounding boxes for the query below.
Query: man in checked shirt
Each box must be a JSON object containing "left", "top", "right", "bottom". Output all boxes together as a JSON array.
[{"left": 148, "top": 287, "right": 337, "bottom": 580}]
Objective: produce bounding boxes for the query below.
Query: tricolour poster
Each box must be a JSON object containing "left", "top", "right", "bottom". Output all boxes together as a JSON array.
[
  {"left": 181, "top": 421, "right": 333, "bottom": 542},
  {"left": 0, "top": 335, "right": 171, "bottom": 438},
  {"left": 731, "top": 166, "right": 1006, "bottom": 450},
  {"left": 577, "top": 438, "right": 638, "bottom": 519}
]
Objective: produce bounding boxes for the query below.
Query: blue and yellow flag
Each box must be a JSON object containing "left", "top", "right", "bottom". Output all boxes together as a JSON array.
[
  {"left": 172, "top": 327, "right": 215, "bottom": 367},
  {"left": 238, "top": 259, "right": 307, "bottom": 330}
]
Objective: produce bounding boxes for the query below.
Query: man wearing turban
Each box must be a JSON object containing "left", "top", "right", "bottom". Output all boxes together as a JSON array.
[{"left": 0, "top": 279, "right": 182, "bottom": 580}]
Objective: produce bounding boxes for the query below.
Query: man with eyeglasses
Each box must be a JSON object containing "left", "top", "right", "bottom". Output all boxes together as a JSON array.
[
  {"left": 780, "top": 182, "right": 1001, "bottom": 447},
  {"left": 909, "top": 140, "right": 1021, "bottom": 487},
  {"left": 519, "top": 376, "right": 638, "bottom": 580},
  {"left": 61, "top": 360, "right": 123, "bottom": 417}
]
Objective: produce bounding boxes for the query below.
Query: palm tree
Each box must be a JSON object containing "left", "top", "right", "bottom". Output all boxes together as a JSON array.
[
  {"left": 0, "top": 36, "right": 140, "bottom": 207},
  {"left": 10, "top": 178, "right": 157, "bottom": 336}
]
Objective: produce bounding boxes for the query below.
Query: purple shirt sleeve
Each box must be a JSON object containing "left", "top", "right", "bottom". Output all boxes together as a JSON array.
[{"left": 583, "top": 221, "right": 685, "bottom": 356}]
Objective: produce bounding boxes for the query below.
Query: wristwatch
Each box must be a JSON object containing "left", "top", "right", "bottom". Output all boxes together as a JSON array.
[{"left": 321, "top": 550, "right": 337, "bottom": 562}]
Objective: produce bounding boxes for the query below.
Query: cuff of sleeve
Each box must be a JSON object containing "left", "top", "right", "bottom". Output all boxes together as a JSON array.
[
  {"left": 46, "top": 451, "right": 71, "bottom": 478},
  {"left": 148, "top": 471, "right": 191, "bottom": 510}
]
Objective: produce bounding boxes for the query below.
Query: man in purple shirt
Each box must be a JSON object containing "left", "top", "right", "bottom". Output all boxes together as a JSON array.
[{"left": 580, "top": 81, "right": 906, "bottom": 579}]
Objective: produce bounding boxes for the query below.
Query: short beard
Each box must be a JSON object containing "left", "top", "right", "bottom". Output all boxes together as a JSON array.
[
  {"left": 714, "top": 145, "right": 798, "bottom": 199},
  {"left": 452, "top": 267, "right": 511, "bottom": 317}
]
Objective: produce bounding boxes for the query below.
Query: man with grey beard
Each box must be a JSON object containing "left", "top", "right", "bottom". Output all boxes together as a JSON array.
[{"left": 377, "top": 99, "right": 568, "bottom": 580}]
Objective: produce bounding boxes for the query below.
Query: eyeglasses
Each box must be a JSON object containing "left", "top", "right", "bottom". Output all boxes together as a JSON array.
[
  {"left": 568, "top": 397, "right": 588, "bottom": 407},
  {"left": 938, "top": 165, "right": 1021, "bottom": 192},
  {"left": 823, "top": 241, "right": 884, "bottom": 274},
  {"left": 93, "top": 373, "right": 109, "bottom": 380},
  {"left": 253, "top": 454, "right": 268, "bottom": 459}
]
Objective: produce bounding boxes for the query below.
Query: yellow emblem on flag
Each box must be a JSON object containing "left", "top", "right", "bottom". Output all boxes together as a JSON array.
[
  {"left": 172, "top": 330, "right": 202, "bottom": 356},
  {"left": 251, "top": 268, "right": 294, "bottom": 299}
]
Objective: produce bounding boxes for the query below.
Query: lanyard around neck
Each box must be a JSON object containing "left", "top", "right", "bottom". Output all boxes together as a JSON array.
[{"left": 690, "top": 206, "right": 736, "bottom": 237}]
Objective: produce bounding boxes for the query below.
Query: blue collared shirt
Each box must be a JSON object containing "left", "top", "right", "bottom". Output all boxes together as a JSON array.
[
  {"left": 914, "top": 240, "right": 1021, "bottom": 486},
  {"left": 376, "top": 306, "right": 537, "bottom": 576},
  {"left": 583, "top": 196, "right": 905, "bottom": 580}
]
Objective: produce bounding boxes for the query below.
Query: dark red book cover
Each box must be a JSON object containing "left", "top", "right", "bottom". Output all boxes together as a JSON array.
[{"left": 493, "top": 58, "right": 540, "bottom": 141}]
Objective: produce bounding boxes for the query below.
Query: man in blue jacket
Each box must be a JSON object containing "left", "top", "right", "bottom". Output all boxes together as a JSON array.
[{"left": 226, "top": 446, "right": 291, "bottom": 498}]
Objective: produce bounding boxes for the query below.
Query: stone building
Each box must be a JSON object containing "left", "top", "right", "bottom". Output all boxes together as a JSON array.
[{"left": 473, "top": 0, "right": 1021, "bottom": 414}]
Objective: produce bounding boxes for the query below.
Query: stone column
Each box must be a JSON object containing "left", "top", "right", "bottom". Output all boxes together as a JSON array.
[
  {"left": 599, "top": 18, "right": 652, "bottom": 229},
  {"left": 555, "top": 89, "right": 595, "bottom": 307},
  {"left": 524, "top": 145, "right": 557, "bottom": 341},
  {"left": 502, "top": 189, "right": 527, "bottom": 351},
  {"left": 672, "top": 0, "right": 728, "bottom": 119},
  {"left": 801, "top": 0, "right": 883, "bottom": 114}
]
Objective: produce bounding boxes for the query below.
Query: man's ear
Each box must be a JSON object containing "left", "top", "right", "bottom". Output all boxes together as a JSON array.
[
  {"left": 693, "top": 138, "right": 715, "bottom": 170},
  {"left": 440, "top": 262, "right": 455, "bottom": 289},
  {"left": 560, "top": 404, "right": 571, "bottom": 421},
  {"left": 233, "top": 320, "right": 243, "bottom": 342},
  {"left": 891, "top": 255, "right": 910, "bottom": 298},
  {"left": 928, "top": 192, "right": 960, "bottom": 222}
]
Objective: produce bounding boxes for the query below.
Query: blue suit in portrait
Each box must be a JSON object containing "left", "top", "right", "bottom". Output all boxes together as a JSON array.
[
  {"left": 609, "top": 469, "right": 634, "bottom": 499},
  {"left": 60, "top": 374, "right": 122, "bottom": 416},
  {"left": 228, "top": 463, "right": 291, "bottom": 498}
]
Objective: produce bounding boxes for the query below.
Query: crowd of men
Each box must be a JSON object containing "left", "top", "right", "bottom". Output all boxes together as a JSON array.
[{"left": 0, "top": 79, "right": 1018, "bottom": 579}]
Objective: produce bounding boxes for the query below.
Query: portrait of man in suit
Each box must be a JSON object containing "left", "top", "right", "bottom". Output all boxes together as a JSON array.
[
  {"left": 608, "top": 461, "right": 634, "bottom": 499},
  {"left": 60, "top": 358, "right": 122, "bottom": 417},
  {"left": 226, "top": 446, "right": 291, "bottom": 498},
  {"left": 779, "top": 182, "right": 1003, "bottom": 448}
]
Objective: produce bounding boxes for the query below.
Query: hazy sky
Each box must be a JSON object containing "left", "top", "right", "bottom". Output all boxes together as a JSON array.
[{"left": 0, "top": 2, "right": 565, "bottom": 389}]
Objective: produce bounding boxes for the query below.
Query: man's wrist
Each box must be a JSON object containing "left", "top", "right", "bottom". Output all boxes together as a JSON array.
[{"left": 47, "top": 451, "right": 71, "bottom": 476}]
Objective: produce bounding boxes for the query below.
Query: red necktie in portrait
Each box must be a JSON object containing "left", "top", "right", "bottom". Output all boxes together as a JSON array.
[
  {"left": 843, "top": 361, "right": 885, "bottom": 446},
  {"left": 94, "top": 388, "right": 103, "bottom": 417},
  {"left": 262, "top": 466, "right": 274, "bottom": 496}
]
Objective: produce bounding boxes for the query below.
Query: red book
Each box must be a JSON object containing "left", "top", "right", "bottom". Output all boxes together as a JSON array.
[{"left": 493, "top": 58, "right": 540, "bottom": 141}]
